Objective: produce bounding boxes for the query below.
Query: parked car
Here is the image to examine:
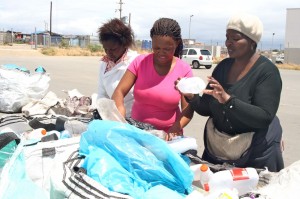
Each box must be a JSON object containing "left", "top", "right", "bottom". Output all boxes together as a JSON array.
[
  {"left": 275, "top": 54, "right": 284, "bottom": 64},
  {"left": 181, "top": 48, "right": 213, "bottom": 69}
]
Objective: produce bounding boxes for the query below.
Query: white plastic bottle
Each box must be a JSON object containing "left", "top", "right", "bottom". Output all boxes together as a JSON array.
[
  {"left": 25, "top": 128, "right": 47, "bottom": 140},
  {"left": 199, "top": 164, "right": 213, "bottom": 192},
  {"left": 208, "top": 167, "right": 259, "bottom": 196},
  {"left": 190, "top": 164, "right": 202, "bottom": 181}
]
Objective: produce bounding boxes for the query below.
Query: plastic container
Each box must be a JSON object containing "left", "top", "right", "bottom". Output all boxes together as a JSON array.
[
  {"left": 25, "top": 128, "right": 47, "bottom": 140},
  {"left": 190, "top": 164, "right": 202, "bottom": 181},
  {"left": 199, "top": 164, "right": 213, "bottom": 191},
  {"left": 167, "top": 136, "right": 198, "bottom": 153},
  {"left": 208, "top": 167, "right": 259, "bottom": 196},
  {"left": 177, "top": 77, "right": 206, "bottom": 94}
]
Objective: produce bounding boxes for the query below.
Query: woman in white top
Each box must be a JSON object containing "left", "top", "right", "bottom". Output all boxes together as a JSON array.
[{"left": 97, "top": 18, "right": 138, "bottom": 117}]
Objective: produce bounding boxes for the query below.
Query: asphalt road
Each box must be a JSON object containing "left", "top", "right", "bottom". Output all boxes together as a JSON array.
[{"left": 1, "top": 53, "right": 299, "bottom": 167}]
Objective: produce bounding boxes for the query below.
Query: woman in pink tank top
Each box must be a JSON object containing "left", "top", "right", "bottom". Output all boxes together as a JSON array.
[{"left": 112, "top": 18, "right": 194, "bottom": 141}]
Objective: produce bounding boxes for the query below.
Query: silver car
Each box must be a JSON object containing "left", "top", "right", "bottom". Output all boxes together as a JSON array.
[{"left": 181, "top": 48, "right": 213, "bottom": 69}]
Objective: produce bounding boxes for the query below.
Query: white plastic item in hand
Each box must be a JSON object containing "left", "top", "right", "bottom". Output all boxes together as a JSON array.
[{"left": 177, "top": 77, "right": 206, "bottom": 94}]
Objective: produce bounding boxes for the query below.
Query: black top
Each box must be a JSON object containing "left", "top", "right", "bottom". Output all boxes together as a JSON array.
[
  {"left": 189, "top": 55, "right": 284, "bottom": 171},
  {"left": 190, "top": 55, "right": 282, "bottom": 135}
]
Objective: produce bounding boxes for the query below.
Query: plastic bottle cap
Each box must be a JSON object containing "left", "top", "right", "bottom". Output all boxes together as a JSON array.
[
  {"left": 41, "top": 129, "right": 47, "bottom": 135},
  {"left": 203, "top": 183, "right": 210, "bottom": 192},
  {"left": 200, "top": 164, "right": 209, "bottom": 172}
]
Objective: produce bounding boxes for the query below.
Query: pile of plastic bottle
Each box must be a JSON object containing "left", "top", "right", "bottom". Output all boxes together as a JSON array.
[{"left": 188, "top": 163, "right": 259, "bottom": 199}]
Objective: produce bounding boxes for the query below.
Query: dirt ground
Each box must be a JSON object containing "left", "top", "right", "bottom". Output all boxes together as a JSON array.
[
  {"left": 0, "top": 44, "right": 44, "bottom": 56},
  {"left": 0, "top": 44, "right": 44, "bottom": 57}
]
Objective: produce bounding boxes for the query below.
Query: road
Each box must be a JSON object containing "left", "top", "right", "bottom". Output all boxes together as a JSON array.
[{"left": 1, "top": 48, "right": 299, "bottom": 167}]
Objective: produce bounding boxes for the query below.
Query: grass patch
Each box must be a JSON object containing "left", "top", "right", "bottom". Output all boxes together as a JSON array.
[
  {"left": 276, "top": 63, "right": 300, "bottom": 70},
  {"left": 41, "top": 47, "right": 105, "bottom": 56}
]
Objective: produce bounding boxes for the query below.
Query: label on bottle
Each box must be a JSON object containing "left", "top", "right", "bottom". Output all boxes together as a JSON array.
[{"left": 230, "top": 168, "right": 250, "bottom": 181}]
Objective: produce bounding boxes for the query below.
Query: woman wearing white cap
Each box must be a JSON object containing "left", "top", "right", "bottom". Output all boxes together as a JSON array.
[{"left": 181, "top": 13, "right": 283, "bottom": 171}]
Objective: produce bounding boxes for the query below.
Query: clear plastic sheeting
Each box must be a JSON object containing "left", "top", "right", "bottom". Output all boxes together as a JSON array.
[
  {"left": 79, "top": 120, "right": 194, "bottom": 198},
  {"left": 0, "top": 65, "right": 50, "bottom": 113}
]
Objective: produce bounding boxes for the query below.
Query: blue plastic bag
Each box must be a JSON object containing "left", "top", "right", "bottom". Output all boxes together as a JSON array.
[
  {"left": 0, "top": 141, "right": 48, "bottom": 199},
  {"left": 79, "top": 120, "right": 193, "bottom": 198}
]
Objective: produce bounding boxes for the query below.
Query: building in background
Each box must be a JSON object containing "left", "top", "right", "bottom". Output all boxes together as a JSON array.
[{"left": 285, "top": 8, "right": 300, "bottom": 65}]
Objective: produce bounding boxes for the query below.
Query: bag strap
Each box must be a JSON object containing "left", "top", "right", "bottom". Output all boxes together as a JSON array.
[
  {"left": 0, "top": 132, "right": 20, "bottom": 150},
  {"left": 0, "top": 115, "right": 28, "bottom": 128}
]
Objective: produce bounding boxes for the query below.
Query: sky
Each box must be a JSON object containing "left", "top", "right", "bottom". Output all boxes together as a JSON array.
[{"left": 0, "top": 0, "right": 299, "bottom": 50}]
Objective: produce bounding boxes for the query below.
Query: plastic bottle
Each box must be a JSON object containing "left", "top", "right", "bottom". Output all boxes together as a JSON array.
[
  {"left": 208, "top": 167, "right": 259, "bottom": 196},
  {"left": 199, "top": 164, "right": 213, "bottom": 192},
  {"left": 25, "top": 128, "right": 47, "bottom": 140},
  {"left": 190, "top": 164, "right": 202, "bottom": 181}
]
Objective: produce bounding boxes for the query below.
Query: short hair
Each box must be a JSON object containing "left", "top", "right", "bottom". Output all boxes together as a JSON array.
[
  {"left": 98, "top": 18, "right": 134, "bottom": 48},
  {"left": 150, "top": 18, "right": 183, "bottom": 58}
]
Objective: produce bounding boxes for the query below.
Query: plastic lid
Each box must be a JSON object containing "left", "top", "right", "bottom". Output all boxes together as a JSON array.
[
  {"left": 203, "top": 183, "right": 210, "bottom": 192},
  {"left": 41, "top": 129, "right": 47, "bottom": 135},
  {"left": 200, "top": 164, "right": 209, "bottom": 172}
]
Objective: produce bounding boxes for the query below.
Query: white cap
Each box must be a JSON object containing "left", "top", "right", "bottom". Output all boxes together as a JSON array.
[{"left": 227, "top": 13, "right": 263, "bottom": 44}]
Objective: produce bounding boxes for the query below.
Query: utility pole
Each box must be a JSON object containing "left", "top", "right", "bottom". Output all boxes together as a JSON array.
[
  {"left": 11, "top": 28, "right": 13, "bottom": 45},
  {"left": 116, "top": 0, "right": 124, "bottom": 20},
  {"left": 128, "top": 13, "right": 131, "bottom": 26},
  {"left": 188, "top": 15, "right": 194, "bottom": 45},
  {"left": 44, "top": 21, "right": 48, "bottom": 31},
  {"left": 271, "top": 32, "right": 275, "bottom": 52},
  {"left": 50, "top": 1, "right": 52, "bottom": 35}
]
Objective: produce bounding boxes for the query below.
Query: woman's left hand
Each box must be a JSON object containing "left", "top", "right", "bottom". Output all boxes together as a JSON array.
[{"left": 203, "top": 76, "right": 231, "bottom": 104}]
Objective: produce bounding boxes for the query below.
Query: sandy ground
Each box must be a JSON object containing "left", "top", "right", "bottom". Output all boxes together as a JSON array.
[
  {"left": 0, "top": 44, "right": 44, "bottom": 57},
  {"left": 1, "top": 44, "right": 300, "bottom": 168}
]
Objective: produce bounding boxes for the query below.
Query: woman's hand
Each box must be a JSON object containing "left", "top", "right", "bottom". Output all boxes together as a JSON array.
[
  {"left": 165, "top": 122, "right": 183, "bottom": 141},
  {"left": 203, "top": 76, "right": 231, "bottom": 104}
]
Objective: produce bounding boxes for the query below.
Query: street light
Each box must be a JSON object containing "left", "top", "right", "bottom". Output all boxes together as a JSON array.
[
  {"left": 188, "top": 15, "right": 194, "bottom": 45},
  {"left": 271, "top": 32, "right": 275, "bottom": 52}
]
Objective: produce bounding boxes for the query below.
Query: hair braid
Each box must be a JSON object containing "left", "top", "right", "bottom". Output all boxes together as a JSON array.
[{"left": 150, "top": 18, "right": 183, "bottom": 58}]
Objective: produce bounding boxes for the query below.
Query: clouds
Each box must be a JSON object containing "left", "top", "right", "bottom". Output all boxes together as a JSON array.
[{"left": 0, "top": 0, "right": 299, "bottom": 50}]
